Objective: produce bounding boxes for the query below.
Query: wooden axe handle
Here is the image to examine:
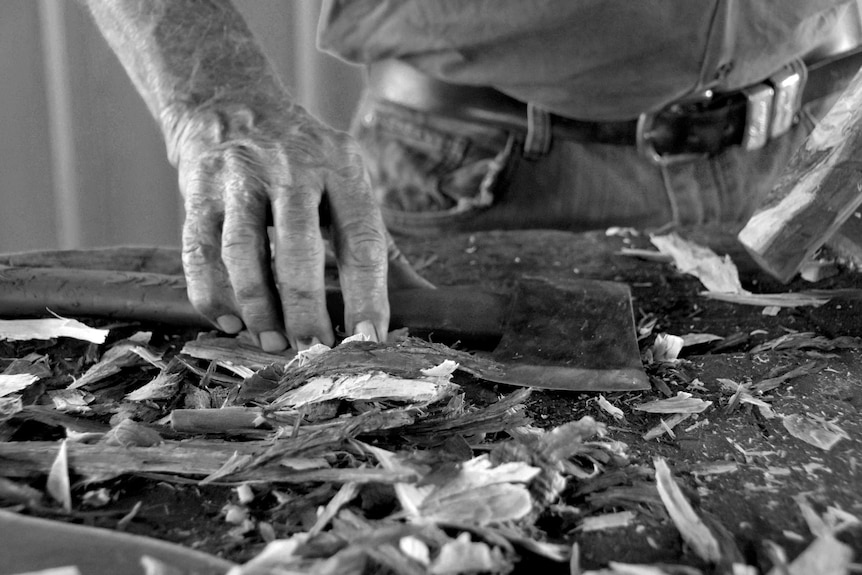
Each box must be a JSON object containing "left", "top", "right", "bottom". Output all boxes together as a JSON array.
[
  {"left": 738, "top": 65, "right": 862, "bottom": 283},
  {"left": 0, "top": 266, "right": 508, "bottom": 342}
]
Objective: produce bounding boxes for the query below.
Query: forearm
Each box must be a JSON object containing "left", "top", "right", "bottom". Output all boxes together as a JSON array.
[{"left": 83, "top": 0, "right": 292, "bottom": 162}]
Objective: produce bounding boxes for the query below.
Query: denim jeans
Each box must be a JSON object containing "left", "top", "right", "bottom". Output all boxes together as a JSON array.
[{"left": 351, "top": 90, "right": 828, "bottom": 237}]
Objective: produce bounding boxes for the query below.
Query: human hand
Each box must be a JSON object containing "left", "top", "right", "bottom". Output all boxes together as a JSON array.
[
  {"left": 171, "top": 102, "right": 391, "bottom": 352},
  {"left": 84, "top": 0, "right": 433, "bottom": 351}
]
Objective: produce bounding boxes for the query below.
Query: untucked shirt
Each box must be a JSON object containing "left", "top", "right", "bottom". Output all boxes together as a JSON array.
[{"left": 318, "top": 0, "right": 854, "bottom": 121}]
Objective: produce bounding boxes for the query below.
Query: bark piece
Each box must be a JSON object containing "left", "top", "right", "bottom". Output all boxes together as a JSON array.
[
  {"left": 273, "top": 372, "right": 459, "bottom": 409},
  {"left": 0, "top": 246, "right": 183, "bottom": 275},
  {"left": 180, "top": 336, "right": 292, "bottom": 371},
  {"left": 0, "top": 317, "right": 107, "bottom": 344},
  {"left": 0, "top": 266, "right": 206, "bottom": 327},
  {"left": 170, "top": 407, "right": 273, "bottom": 435}
]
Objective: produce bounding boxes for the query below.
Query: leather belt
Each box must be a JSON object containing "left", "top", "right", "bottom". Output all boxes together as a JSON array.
[{"left": 367, "top": 45, "right": 862, "bottom": 164}]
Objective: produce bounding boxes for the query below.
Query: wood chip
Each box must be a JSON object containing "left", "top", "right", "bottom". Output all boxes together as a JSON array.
[
  {"left": 597, "top": 395, "right": 624, "bottom": 420},
  {"left": 690, "top": 462, "right": 738, "bottom": 477},
  {"left": 48, "top": 389, "right": 94, "bottom": 413},
  {"left": 635, "top": 392, "right": 712, "bottom": 414},
  {"left": 101, "top": 419, "right": 163, "bottom": 447},
  {"left": 643, "top": 413, "right": 691, "bottom": 441},
  {"left": 0, "top": 374, "right": 39, "bottom": 398},
  {"left": 181, "top": 336, "right": 293, "bottom": 370},
  {"left": 430, "top": 532, "right": 509, "bottom": 574},
  {"left": 274, "top": 372, "right": 459, "bottom": 409},
  {"left": 769, "top": 534, "right": 854, "bottom": 575},
  {"left": 651, "top": 334, "right": 684, "bottom": 363},
  {"left": 650, "top": 232, "right": 747, "bottom": 294},
  {"left": 782, "top": 414, "right": 849, "bottom": 451},
  {"left": 578, "top": 511, "right": 637, "bottom": 532},
  {"left": 680, "top": 333, "right": 724, "bottom": 347},
  {"left": 125, "top": 370, "right": 183, "bottom": 401},
  {"left": 69, "top": 338, "right": 155, "bottom": 389},
  {"left": 46, "top": 439, "right": 72, "bottom": 512},
  {"left": 703, "top": 291, "right": 830, "bottom": 308},
  {"left": 364, "top": 444, "right": 539, "bottom": 526}
]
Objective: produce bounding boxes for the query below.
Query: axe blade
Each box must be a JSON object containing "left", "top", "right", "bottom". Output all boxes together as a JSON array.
[
  {"left": 388, "top": 278, "right": 648, "bottom": 392},
  {"left": 485, "top": 277, "right": 648, "bottom": 391}
]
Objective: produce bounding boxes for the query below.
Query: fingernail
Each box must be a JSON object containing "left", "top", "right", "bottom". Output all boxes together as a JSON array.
[
  {"left": 296, "top": 336, "right": 321, "bottom": 351},
  {"left": 354, "top": 320, "right": 379, "bottom": 342},
  {"left": 217, "top": 314, "right": 243, "bottom": 334},
  {"left": 259, "top": 331, "right": 288, "bottom": 352}
]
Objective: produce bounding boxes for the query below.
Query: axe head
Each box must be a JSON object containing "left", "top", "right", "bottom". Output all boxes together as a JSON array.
[
  {"left": 388, "top": 277, "right": 649, "bottom": 392},
  {"left": 485, "top": 277, "right": 648, "bottom": 392}
]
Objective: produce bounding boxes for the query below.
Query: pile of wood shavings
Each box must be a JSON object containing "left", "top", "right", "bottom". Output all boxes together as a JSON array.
[{"left": 0, "top": 325, "right": 625, "bottom": 574}]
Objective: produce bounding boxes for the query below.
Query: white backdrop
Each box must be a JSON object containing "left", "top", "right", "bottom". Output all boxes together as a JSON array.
[{"left": 0, "top": 1, "right": 364, "bottom": 252}]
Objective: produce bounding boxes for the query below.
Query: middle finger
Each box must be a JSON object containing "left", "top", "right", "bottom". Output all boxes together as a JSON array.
[{"left": 221, "top": 151, "right": 286, "bottom": 351}]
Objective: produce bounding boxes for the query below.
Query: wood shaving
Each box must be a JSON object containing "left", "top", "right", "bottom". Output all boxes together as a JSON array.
[
  {"left": 650, "top": 233, "right": 747, "bottom": 294},
  {"left": 0, "top": 317, "right": 108, "bottom": 344},
  {"left": 635, "top": 392, "right": 712, "bottom": 414},
  {"left": 782, "top": 414, "right": 849, "bottom": 451},
  {"left": 654, "top": 457, "right": 722, "bottom": 563}
]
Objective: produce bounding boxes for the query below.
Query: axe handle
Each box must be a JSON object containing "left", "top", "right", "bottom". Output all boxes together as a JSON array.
[
  {"left": 738, "top": 65, "right": 862, "bottom": 283},
  {"left": 0, "top": 266, "right": 508, "bottom": 342}
]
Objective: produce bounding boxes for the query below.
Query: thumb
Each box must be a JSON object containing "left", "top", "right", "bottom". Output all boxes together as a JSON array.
[{"left": 387, "top": 232, "right": 436, "bottom": 290}]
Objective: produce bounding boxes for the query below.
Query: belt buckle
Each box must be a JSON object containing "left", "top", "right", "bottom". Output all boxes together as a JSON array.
[
  {"left": 741, "top": 84, "right": 774, "bottom": 151},
  {"left": 636, "top": 91, "right": 713, "bottom": 166},
  {"left": 639, "top": 61, "right": 807, "bottom": 163},
  {"left": 742, "top": 60, "right": 806, "bottom": 151},
  {"left": 768, "top": 60, "right": 806, "bottom": 139}
]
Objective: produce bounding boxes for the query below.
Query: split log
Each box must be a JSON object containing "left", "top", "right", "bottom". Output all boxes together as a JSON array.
[
  {"left": 0, "top": 439, "right": 413, "bottom": 484},
  {"left": 738, "top": 66, "right": 862, "bottom": 282},
  {"left": 0, "top": 439, "right": 270, "bottom": 479}
]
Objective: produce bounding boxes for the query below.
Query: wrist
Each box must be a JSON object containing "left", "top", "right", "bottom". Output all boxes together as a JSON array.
[{"left": 162, "top": 94, "right": 292, "bottom": 167}]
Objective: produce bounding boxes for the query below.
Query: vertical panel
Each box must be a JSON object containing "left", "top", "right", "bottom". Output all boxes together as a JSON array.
[
  {"left": 39, "top": 0, "right": 82, "bottom": 248},
  {"left": 295, "top": 1, "right": 365, "bottom": 130},
  {"left": 0, "top": 1, "right": 57, "bottom": 252}
]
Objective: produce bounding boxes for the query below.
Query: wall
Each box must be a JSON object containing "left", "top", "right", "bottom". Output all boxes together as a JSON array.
[{"left": 0, "top": 0, "right": 363, "bottom": 253}]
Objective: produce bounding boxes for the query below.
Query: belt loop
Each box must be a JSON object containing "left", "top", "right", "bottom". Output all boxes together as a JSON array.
[{"left": 524, "top": 102, "right": 552, "bottom": 159}]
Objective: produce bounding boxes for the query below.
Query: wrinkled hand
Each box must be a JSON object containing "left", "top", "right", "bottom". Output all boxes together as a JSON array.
[{"left": 171, "top": 102, "right": 412, "bottom": 352}]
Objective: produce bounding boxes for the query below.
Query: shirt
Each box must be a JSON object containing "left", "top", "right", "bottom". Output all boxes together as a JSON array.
[{"left": 318, "top": 0, "right": 855, "bottom": 121}]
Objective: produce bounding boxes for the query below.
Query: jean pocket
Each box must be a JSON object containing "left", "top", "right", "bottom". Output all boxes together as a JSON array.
[{"left": 353, "top": 97, "right": 516, "bottom": 233}]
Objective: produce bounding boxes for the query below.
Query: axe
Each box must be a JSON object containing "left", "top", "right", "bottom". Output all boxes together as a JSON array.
[{"left": 0, "top": 248, "right": 649, "bottom": 393}]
